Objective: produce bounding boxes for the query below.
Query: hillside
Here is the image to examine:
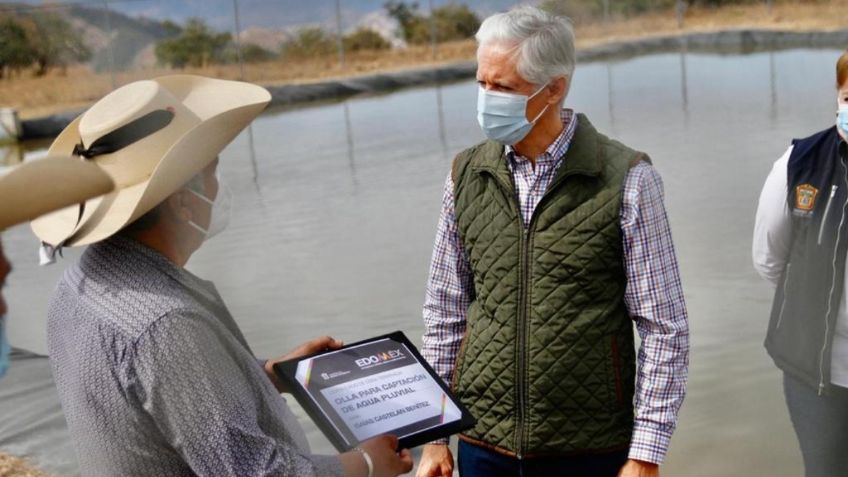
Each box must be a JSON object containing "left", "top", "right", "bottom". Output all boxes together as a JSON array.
[
  {"left": 66, "top": 5, "right": 173, "bottom": 71},
  {"left": 0, "top": 1, "right": 529, "bottom": 72}
]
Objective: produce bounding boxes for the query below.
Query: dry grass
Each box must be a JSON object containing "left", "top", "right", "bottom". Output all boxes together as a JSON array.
[
  {"left": 0, "top": 453, "right": 53, "bottom": 477},
  {"left": 3, "top": 0, "right": 848, "bottom": 119}
]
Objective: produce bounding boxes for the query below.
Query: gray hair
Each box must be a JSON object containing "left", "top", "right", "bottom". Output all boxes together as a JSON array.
[{"left": 475, "top": 6, "right": 576, "bottom": 86}]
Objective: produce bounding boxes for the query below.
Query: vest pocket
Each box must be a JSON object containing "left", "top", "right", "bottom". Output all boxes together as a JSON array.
[{"left": 452, "top": 302, "right": 484, "bottom": 394}]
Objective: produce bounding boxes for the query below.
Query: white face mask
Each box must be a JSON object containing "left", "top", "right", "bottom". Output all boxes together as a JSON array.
[
  {"left": 186, "top": 173, "right": 232, "bottom": 241},
  {"left": 477, "top": 83, "right": 551, "bottom": 145},
  {"left": 837, "top": 103, "right": 848, "bottom": 141}
]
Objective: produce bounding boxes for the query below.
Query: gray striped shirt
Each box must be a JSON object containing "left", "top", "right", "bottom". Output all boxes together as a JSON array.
[{"left": 48, "top": 236, "right": 342, "bottom": 477}]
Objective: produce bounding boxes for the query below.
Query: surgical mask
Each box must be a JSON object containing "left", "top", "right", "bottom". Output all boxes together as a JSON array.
[
  {"left": 186, "top": 174, "right": 232, "bottom": 240},
  {"left": 477, "top": 83, "right": 552, "bottom": 145},
  {"left": 837, "top": 104, "right": 848, "bottom": 139},
  {"left": 0, "top": 316, "right": 9, "bottom": 379}
]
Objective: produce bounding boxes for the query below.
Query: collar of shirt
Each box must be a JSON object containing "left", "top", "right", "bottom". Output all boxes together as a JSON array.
[
  {"left": 505, "top": 109, "right": 578, "bottom": 171},
  {"left": 90, "top": 235, "right": 253, "bottom": 351},
  {"left": 94, "top": 235, "right": 223, "bottom": 308}
]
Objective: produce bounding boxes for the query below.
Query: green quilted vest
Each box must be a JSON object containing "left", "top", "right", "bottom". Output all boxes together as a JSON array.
[{"left": 452, "top": 113, "right": 642, "bottom": 458}]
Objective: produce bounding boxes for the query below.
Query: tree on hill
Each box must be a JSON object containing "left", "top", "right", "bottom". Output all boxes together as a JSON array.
[
  {"left": 155, "top": 18, "right": 231, "bottom": 68},
  {"left": 343, "top": 28, "right": 391, "bottom": 52},
  {"left": 18, "top": 12, "right": 91, "bottom": 76},
  {"left": 0, "top": 15, "right": 35, "bottom": 78},
  {"left": 280, "top": 27, "right": 336, "bottom": 59},
  {"left": 160, "top": 20, "right": 183, "bottom": 38},
  {"left": 383, "top": 0, "right": 422, "bottom": 42},
  {"left": 384, "top": 1, "right": 480, "bottom": 45},
  {"left": 408, "top": 4, "right": 480, "bottom": 44}
]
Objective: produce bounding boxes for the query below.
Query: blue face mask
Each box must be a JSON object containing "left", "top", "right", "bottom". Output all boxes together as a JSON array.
[
  {"left": 0, "top": 316, "right": 9, "bottom": 379},
  {"left": 838, "top": 106, "right": 848, "bottom": 138},
  {"left": 477, "top": 84, "right": 551, "bottom": 145}
]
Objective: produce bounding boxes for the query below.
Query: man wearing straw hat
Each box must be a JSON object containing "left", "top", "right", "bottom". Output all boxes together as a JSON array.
[
  {"left": 32, "top": 76, "right": 412, "bottom": 477},
  {"left": 0, "top": 157, "right": 114, "bottom": 380}
]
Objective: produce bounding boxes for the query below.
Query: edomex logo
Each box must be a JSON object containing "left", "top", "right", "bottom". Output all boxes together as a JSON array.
[{"left": 355, "top": 349, "right": 405, "bottom": 368}]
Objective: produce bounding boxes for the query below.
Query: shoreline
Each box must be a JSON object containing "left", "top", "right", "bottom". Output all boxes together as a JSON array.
[{"left": 15, "top": 27, "right": 848, "bottom": 141}]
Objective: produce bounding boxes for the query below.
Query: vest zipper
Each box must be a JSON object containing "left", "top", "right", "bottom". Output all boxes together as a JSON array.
[
  {"left": 499, "top": 163, "right": 585, "bottom": 458},
  {"left": 819, "top": 163, "right": 848, "bottom": 395},
  {"left": 511, "top": 188, "right": 529, "bottom": 462},
  {"left": 516, "top": 198, "right": 550, "bottom": 459},
  {"left": 516, "top": 226, "right": 529, "bottom": 461},
  {"left": 817, "top": 185, "right": 838, "bottom": 245}
]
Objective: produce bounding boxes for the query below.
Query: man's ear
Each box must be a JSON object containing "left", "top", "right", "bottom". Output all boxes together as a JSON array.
[
  {"left": 547, "top": 76, "right": 569, "bottom": 105},
  {"left": 164, "top": 191, "right": 193, "bottom": 223}
]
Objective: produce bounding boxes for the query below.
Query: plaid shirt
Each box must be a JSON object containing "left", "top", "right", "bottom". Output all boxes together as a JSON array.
[{"left": 422, "top": 110, "right": 689, "bottom": 464}]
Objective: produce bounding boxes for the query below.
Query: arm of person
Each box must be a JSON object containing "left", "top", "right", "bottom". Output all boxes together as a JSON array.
[
  {"left": 620, "top": 163, "right": 690, "bottom": 475},
  {"left": 752, "top": 147, "right": 794, "bottom": 285},
  {"left": 124, "top": 311, "right": 344, "bottom": 477},
  {"left": 417, "top": 172, "right": 475, "bottom": 477}
]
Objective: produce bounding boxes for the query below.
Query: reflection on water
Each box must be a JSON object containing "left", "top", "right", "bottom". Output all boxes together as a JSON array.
[{"left": 2, "top": 48, "right": 844, "bottom": 475}]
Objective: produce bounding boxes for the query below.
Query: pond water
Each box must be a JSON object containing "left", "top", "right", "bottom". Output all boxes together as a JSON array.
[{"left": 2, "top": 48, "right": 844, "bottom": 475}]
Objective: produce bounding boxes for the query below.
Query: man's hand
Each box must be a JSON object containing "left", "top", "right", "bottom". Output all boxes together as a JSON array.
[
  {"left": 617, "top": 459, "right": 659, "bottom": 477},
  {"left": 263, "top": 336, "right": 344, "bottom": 393},
  {"left": 339, "top": 435, "right": 413, "bottom": 477},
  {"left": 415, "top": 444, "right": 453, "bottom": 477}
]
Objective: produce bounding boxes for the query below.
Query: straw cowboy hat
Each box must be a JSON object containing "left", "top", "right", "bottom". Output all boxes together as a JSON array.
[
  {"left": 31, "top": 75, "right": 271, "bottom": 248},
  {"left": 0, "top": 157, "right": 114, "bottom": 231}
]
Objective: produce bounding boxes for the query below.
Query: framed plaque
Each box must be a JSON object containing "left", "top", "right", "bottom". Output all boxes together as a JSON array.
[{"left": 273, "top": 331, "right": 476, "bottom": 451}]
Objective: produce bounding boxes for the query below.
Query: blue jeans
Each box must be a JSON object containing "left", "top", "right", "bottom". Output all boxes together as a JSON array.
[
  {"left": 457, "top": 440, "right": 628, "bottom": 477},
  {"left": 783, "top": 373, "right": 848, "bottom": 477}
]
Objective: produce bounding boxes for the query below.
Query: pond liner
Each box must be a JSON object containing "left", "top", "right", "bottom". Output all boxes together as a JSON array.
[
  {"left": 17, "top": 28, "right": 848, "bottom": 141},
  {"left": 19, "top": 109, "right": 84, "bottom": 141}
]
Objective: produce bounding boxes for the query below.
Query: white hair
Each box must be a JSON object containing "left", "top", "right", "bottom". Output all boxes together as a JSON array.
[{"left": 475, "top": 6, "right": 576, "bottom": 86}]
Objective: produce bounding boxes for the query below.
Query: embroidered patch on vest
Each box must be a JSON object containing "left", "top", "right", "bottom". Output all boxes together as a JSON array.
[{"left": 795, "top": 184, "right": 819, "bottom": 215}]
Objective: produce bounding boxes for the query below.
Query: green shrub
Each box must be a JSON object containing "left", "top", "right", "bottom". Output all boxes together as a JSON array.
[
  {"left": 0, "top": 16, "right": 35, "bottom": 77},
  {"left": 343, "top": 28, "right": 391, "bottom": 52},
  {"left": 281, "top": 27, "right": 337, "bottom": 59},
  {"left": 154, "top": 18, "right": 231, "bottom": 68},
  {"left": 410, "top": 4, "right": 481, "bottom": 44}
]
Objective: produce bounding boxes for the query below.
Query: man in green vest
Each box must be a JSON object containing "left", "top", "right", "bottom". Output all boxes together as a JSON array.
[{"left": 417, "top": 6, "right": 689, "bottom": 477}]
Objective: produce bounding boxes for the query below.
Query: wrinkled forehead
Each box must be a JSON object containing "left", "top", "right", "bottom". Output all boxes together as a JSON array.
[
  {"left": 477, "top": 42, "right": 525, "bottom": 81},
  {"left": 477, "top": 41, "right": 519, "bottom": 67}
]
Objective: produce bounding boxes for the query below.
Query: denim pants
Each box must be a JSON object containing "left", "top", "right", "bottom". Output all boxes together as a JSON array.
[
  {"left": 457, "top": 440, "right": 628, "bottom": 477},
  {"left": 783, "top": 373, "right": 848, "bottom": 477}
]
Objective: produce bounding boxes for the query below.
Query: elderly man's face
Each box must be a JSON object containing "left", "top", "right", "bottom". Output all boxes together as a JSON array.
[
  {"left": 476, "top": 42, "right": 551, "bottom": 121},
  {"left": 0, "top": 239, "right": 11, "bottom": 317}
]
